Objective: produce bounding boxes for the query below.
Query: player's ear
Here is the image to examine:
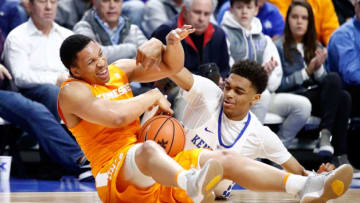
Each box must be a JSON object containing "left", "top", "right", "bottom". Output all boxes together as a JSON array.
[
  {"left": 250, "top": 93, "right": 261, "bottom": 106},
  {"left": 70, "top": 66, "right": 81, "bottom": 78}
]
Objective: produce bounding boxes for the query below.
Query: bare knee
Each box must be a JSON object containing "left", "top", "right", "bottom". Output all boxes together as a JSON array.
[
  {"left": 136, "top": 140, "right": 164, "bottom": 160},
  {"left": 135, "top": 141, "right": 164, "bottom": 174},
  {"left": 201, "top": 150, "right": 238, "bottom": 173}
]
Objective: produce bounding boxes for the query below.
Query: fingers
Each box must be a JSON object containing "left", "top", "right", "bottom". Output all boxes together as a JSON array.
[
  {"left": 325, "top": 162, "right": 335, "bottom": 171},
  {"left": 166, "top": 25, "right": 195, "bottom": 45},
  {"left": 317, "top": 163, "right": 326, "bottom": 173},
  {"left": 0, "top": 65, "right": 12, "bottom": 80},
  {"left": 136, "top": 50, "right": 143, "bottom": 66}
]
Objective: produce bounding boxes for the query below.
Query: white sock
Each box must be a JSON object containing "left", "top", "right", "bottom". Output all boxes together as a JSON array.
[
  {"left": 176, "top": 170, "right": 188, "bottom": 190},
  {"left": 285, "top": 174, "right": 307, "bottom": 195}
]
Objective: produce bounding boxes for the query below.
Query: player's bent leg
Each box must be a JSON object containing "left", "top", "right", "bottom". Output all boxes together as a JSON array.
[
  {"left": 122, "top": 141, "right": 224, "bottom": 202},
  {"left": 133, "top": 140, "right": 183, "bottom": 186},
  {"left": 199, "top": 150, "right": 353, "bottom": 202},
  {"left": 121, "top": 143, "right": 156, "bottom": 188}
]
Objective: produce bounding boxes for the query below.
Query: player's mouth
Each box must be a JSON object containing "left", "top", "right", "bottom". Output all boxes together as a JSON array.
[
  {"left": 223, "top": 100, "right": 234, "bottom": 108},
  {"left": 96, "top": 67, "right": 109, "bottom": 80}
]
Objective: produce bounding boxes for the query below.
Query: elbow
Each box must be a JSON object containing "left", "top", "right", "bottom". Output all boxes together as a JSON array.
[
  {"left": 112, "top": 115, "right": 126, "bottom": 128},
  {"left": 111, "top": 112, "right": 138, "bottom": 128}
]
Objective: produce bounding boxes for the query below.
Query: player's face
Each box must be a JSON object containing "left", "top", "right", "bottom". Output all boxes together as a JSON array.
[
  {"left": 230, "top": 1, "right": 258, "bottom": 30},
  {"left": 288, "top": 5, "right": 309, "bottom": 42},
  {"left": 71, "top": 41, "right": 110, "bottom": 85},
  {"left": 223, "top": 73, "right": 260, "bottom": 120},
  {"left": 30, "top": 0, "right": 57, "bottom": 27},
  {"left": 93, "top": 0, "right": 123, "bottom": 29},
  {"left": 183, "top": 0, "right": 213, "bottom": 35}
]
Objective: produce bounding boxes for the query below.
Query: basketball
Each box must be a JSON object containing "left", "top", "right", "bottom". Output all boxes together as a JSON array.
[{"left": 138, "top": 115, "right": 185, "bottom": 157}]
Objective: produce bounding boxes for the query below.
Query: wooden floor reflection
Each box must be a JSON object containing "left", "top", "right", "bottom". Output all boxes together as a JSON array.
[{"left": 0, "top": 189, "right": 359, "bottom": 203}]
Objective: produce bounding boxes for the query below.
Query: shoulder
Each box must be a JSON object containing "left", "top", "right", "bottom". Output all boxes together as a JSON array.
[
  {"left": 212, "top": 24, "right": 226, "bottom": 36},
  {"left": 59, "top": 80, "right": 93, "bottom": 102},
  {"left": 7, "top": 21, "right": 27, "bottom": 37},
  {"left": 145, "top": 0, "right": 163, "bottom": 7},
  {"left": 73, "top": 19, "right": 91, "bottom": 29},
  {"left": 73, "top": 20, "right": 93, "bottom": 35},
  {"left": 112, "top": 59, "right": 136, "bottom": 78},
  {"left": 274, "top": 38, "right": 284, "bottom": 49},
  {"left": 332, "top": 20, "right": 355, "bottom": 37},
  {"left": 54, "top": 23, "right": 74, "bottom": 36},
  {"left": 151, "top": 21, "right": 174, "bottom": 39},
  {"left": 248, "top": 115, "right": 281, "bottom": 142},
  {"left": 265, "top": 2, "right": 282, "bottom": 14}
]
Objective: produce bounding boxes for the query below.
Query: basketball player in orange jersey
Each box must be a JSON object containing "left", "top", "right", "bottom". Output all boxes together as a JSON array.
[{"left": 57, "top": 26, "right": 353, "bottom": 203}]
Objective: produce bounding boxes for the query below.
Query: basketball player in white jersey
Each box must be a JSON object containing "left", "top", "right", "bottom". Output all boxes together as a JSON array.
[{"left": 170, "top": 59, "right": 335, "bottom": 199}]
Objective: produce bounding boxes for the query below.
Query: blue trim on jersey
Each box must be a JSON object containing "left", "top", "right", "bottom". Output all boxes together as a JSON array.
[{"left": 217, "top": 106, "right": 251, "bottom": 148}]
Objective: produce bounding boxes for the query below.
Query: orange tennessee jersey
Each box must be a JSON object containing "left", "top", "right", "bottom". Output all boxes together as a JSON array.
[{"left": 58, "top": 64, "right": 140, "bottom": 176}]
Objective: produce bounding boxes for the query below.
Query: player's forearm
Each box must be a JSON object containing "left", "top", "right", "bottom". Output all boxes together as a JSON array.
[
  {"left": 111, "top": 89, "right": 161, "bottom": 127},
  {"left": 162, "top": 41, "right": 184, "bottom": 75}
]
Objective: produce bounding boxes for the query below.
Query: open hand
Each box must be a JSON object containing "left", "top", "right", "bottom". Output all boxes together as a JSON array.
[
  {"left": 166, "top": 25, "right": 195, "bottom": 45},
  {"left": 263, "top": 57, "right": 278, "bottom": 76},
  {"left": 314, "top": 48, "right": 327, "bottom": 68}
]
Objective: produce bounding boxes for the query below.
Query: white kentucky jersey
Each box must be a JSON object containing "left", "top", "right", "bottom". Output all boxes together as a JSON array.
[{"left": 178, "top": 75, "right": 291, "bottom": 199}]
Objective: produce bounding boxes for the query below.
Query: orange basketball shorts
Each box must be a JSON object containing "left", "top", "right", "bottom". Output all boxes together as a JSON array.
[{"left": 95, "top": 144, "right": 204, "bottom": 203}]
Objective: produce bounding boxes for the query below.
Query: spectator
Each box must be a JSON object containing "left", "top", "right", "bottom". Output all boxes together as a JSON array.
[
  {"left": 268, "top": 0, "right": 339, "bottom": 45},
  {"left": 221, "top": 0, "right": 311, "bottom": 147},
  {"left": 332, "top": 0, "right": 355, "bottom": 25},
  {"left": 73, "top": 0, "right": 147, "bottom": 64},
  {"left": 275, "top": 1, "right": 351, "bottom": 161},
  {"left": 152, "top": 0, "right": 231, "bottom": 78},
  {"left": 0, "top": 0, "right": 28, "bottom": 37},
  {"left": 217, "top": 0, "right": 285, "bottom": 40},
  {"left": 55, "top": 0, "right": 91, "bottom": 29},
  {"left": 1, "top": 0, "right": 92, "bottom": 181},
  {"left": 327, "top": 0, "right": 360, "bottom": 117},
  {"left": 56, "top": 0, "right": 145, "bottom": 30},
  {"left": 73, "top": 0, "right": 148, "bottom": 95},
  {"left": 121, "top": 0, "right": 146, "bottom": 28},
  {"left": 141, "top": 0, "right": 183, "bottom": 38}
]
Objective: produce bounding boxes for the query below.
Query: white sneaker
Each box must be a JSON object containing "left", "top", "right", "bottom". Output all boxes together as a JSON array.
[
  {"left": 184, "top": 159, "right": 223, "bottom": 203},
  {"left": 299, "top": 164, "right": 353, "bottom": 203}
]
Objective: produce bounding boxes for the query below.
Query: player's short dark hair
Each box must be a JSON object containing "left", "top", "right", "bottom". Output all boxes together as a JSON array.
[
  {"left": 230, "top": 60, "right": 268, "bottom": 93},
  {"left": 60, "top": 34, "right": 93, "bottom": 75},
  {"left": 230, "top": 0, "right": 257, "bottom": 7}
]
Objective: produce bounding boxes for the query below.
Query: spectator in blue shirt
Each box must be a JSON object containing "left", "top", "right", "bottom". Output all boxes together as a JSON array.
[{"left": 327, "top": 0, "right": 360, "bottom": 116}]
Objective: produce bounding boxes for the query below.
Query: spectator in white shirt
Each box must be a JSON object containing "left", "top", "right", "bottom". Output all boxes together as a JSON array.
[{"left": 1, "top": 0, "right": 93, "bottom": 181}]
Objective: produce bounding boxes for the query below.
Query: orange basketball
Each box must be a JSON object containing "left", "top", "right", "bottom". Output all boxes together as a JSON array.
[{"left": 138, "top": 115, "right": 185, "bottom": 157}]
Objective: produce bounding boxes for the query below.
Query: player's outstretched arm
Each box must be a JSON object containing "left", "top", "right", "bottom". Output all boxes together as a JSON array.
[
  {"left": 281, "top": 156, "right": 308, "bottom": 176},
  {"left": 116, "top": 25, "right": 195, "bottom": 83},
  {"left": 169, "top": 67, "right": 194, "bottom": 91}
]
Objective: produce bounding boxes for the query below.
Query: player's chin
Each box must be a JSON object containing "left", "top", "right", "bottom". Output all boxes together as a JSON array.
[{"left": 223, "top": 101, "right": 235, "bottom": 109}]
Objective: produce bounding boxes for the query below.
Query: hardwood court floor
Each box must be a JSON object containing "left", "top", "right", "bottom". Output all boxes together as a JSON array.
[{"left": 0, "top": 190, "right": 359, "bottom": 203}]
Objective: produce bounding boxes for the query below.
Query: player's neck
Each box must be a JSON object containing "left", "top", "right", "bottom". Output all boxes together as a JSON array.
[{"left": 224, "top": 110, "right": 248, "bottom": 121}]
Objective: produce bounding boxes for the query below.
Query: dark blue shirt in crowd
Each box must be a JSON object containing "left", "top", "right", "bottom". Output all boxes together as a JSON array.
[
  {"left": 152, "top": 13, "right": 230, "bottom": 77},
  {"left": 0, "top": 0, "right": 28, "bottom": 37}
]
